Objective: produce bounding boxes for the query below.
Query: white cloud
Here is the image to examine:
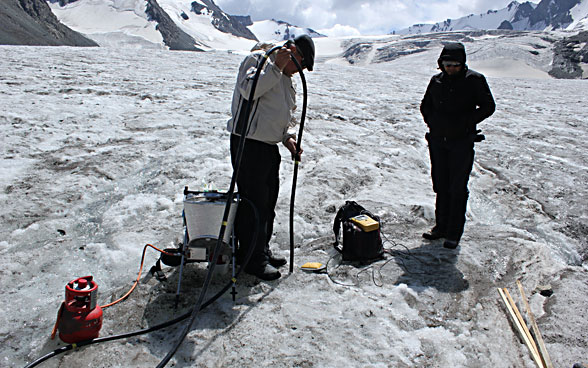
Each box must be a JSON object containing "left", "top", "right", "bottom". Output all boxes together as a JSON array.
[
  {"left": 318, "top": 24, "right": 361, "bottom": 37},
  {"left": 214, "top": 0, "right": 541, "bottom": 35}
]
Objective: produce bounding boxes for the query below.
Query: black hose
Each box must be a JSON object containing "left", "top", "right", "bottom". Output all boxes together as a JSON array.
[
  {"left": 24, "top": 280, "right": 226, "bottom": 368},
  {"left": 288, "top": 56, "right": 307, "bottom": 274},
  {"left": 24, "top": 198, "right": 259, "bottom": 368},
  {"left": 156, "top": 45, "right": 283, "bottom": 368}
]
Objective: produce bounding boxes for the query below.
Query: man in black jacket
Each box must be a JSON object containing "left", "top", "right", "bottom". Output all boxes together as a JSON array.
[{"left": 420, "top": 43, "right": 495, "bottom": 249}]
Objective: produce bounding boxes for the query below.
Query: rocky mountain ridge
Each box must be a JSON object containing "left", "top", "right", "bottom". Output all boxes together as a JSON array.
[
  {"left": 145, "top": 0, "right": 203, "bottom": 51},
  {"left": 191, "top": 0, "right": 257, "bottom": 41},
  {"left": 397, "top": 0, "right": 587, "bottom": 34},
  {"left": 0, "top": 0, "right": 96, "bottom": 46},
  {"left": 248, "top": 18, "right": 325, "bottom": 42},
  {"left": 342, "top": 29, "right": 587, "bottom": 79}
]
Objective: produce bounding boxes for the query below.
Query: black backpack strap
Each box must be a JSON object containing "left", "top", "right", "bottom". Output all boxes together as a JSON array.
[
  {"left": 333, "top": 201, "right": 360, "bottom": 251},
  {"left": 333, "top": 203, "right": 346, "bottom": 251}
]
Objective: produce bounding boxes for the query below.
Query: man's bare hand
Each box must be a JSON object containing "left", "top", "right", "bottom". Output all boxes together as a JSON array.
[
  {"left": 274, "top": 47, "right": 292, "bottom": 71},
  {"left": 284, "top": 137, "right": 302, "bottom": 161}
]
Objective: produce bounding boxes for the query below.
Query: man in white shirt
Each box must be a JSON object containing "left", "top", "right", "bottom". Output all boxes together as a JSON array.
[{"left": 227, "top": 35, "right": 315, "bottom": 280}]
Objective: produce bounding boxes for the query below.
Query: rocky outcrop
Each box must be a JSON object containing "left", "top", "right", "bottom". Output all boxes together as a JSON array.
[
  {"left": 50, "top": 0, "right": 79, "bottom": 5},
  {"left": 0, "top": 0, "right": 97, "bottom": 46},
  {"left": 146, "top": 0, "right": 203, "bottom": 51},
  {"left": 256, "top": 19, "right": 325, "bottom": 41},
  {"left": 498, "top": 20, "right": 514, "bottom": 30},
  {"left": 550, "top": 31, "right": 588, "bottom": 79},
  {"left": 529, "top": 0, "right": 581, "bottom": 29},
  {"left": 342, "top": 43, "right": 373, "bottom": 64},
  {"left": 233, "top": 15, "right": 253, "bottom": 27},
  {"left": 511, "top": 1, "right": 535, "bottom": 23},
  {"left": 342, "top": 30, "right": 535, "bottom": 66},
  {"left": 191, "top": 0, "right": 257, "bottom": 41},
  {"left": 274, "top": 19, "right": 324, "bottom": 40}
]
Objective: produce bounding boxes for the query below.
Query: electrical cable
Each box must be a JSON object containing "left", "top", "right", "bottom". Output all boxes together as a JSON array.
[
  {"left": 380, "top": 231, "right": 430, "bottom": 275},
  {"left": 325, "top": 255, "right": 361, "bottom": 287},
  {"left": 325, "top": 255, "right": 380, "bottom": 287},
  {"left": 325, "top": 227, "right": 435, "bottom": 287}
]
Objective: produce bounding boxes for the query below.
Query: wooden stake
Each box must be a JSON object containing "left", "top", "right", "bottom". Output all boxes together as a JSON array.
[
  {"left": 498, "top": 288, "right": 545, "bottom": 368},
  {"left": 517, "top": 280, "right": 554, "bottom": 368},
  {"left": 504, "top": 288, "right": 541, "bottom": 357}
]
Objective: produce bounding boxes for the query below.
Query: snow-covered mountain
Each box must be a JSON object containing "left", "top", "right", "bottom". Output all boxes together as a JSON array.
[
  {"left": 248, "top": 19, "right": 325, "bottom": 42},
  {"left": 44, "top": 0, "right": 322, "bottom": 51},
  {"left": 46, "top": 0, "right": 261, "bottom": 50},
  {"left": 396, "top": 0, "right": 588, "bottom": 34}
]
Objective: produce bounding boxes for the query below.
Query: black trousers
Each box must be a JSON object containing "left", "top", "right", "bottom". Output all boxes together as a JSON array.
[
  {"left": 230, "top": 134, "right": 281, "bottom": 269},
  {"left": 427, "top": 135, "right": 475, "bottom": 241}
]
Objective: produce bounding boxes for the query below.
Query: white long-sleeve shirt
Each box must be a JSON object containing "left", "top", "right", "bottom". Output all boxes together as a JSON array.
[{"left": 226, "top": 51, "right": 297, "bottom": 145}]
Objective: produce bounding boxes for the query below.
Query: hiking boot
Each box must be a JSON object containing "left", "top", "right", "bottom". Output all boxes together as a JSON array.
[
  {"left": 443, "top": 240, "right": 459, "bottom": 249},
  {"left": 422, "top": 228, "right": 445, "bottom": 240},
  {"left": 268, "top": 254, "right": 287, "bottom": 268},
  {"left": 245, "top": 263, "right": 281, "bottom": 281},
  {"left": 266, "top": 249, "right": 287, "bottom": 268}
]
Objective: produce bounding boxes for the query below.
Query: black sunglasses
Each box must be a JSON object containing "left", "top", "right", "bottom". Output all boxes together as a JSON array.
[{"left": 442, "top": 61, "right": 462, "bottom": 68}]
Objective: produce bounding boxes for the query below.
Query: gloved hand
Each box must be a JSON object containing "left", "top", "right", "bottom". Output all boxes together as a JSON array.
[{"left": 474, "top": 129, "right": 485, "bottom": 142}]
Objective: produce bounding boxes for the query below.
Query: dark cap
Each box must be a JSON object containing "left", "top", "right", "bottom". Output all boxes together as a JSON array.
[
  {"left": 294, "top": 34, "right": 315, "bottom": 71},
  {"left": 437, "top": 42, "right": 466, "bottom": 66}
]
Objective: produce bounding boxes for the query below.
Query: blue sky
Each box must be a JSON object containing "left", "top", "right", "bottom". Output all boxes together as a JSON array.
[{"left": 214, "top": 0, "right": 541, "bottom": 36}]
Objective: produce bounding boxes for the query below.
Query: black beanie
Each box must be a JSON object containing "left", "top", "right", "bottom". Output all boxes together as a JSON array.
[
  {"left": 294, "top": 34, "right": 315, "bottom": 71},
  {"left": 437, "top": 43, "right": 466, "bottom": 66}
]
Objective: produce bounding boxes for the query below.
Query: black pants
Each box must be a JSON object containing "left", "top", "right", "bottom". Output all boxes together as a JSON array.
[
  {"left": 427, "top": 134, "right": 475, "bottom": 241},
  {"left": 230, "top": 134, "right": 281, "bottom": 269}
]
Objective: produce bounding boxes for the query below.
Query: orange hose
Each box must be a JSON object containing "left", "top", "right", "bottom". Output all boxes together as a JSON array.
[
  {"left": 100, "top": 244, "right": 174, "bottom": 309},
  {"left": 50, "top": 302, "right": 65, "bottom": 339},
  {"left": 50, "top": 244, "right": 174, "bottom": 339}
]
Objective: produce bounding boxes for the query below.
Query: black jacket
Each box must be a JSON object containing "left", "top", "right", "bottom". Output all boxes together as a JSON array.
[{"left": 420, "top": 67, "right": 495, "bottom": 140}]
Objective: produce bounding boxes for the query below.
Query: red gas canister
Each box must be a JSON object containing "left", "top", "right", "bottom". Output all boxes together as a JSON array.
[{"left": 56, "top": 276, "right": 103, "bottom": 343}]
